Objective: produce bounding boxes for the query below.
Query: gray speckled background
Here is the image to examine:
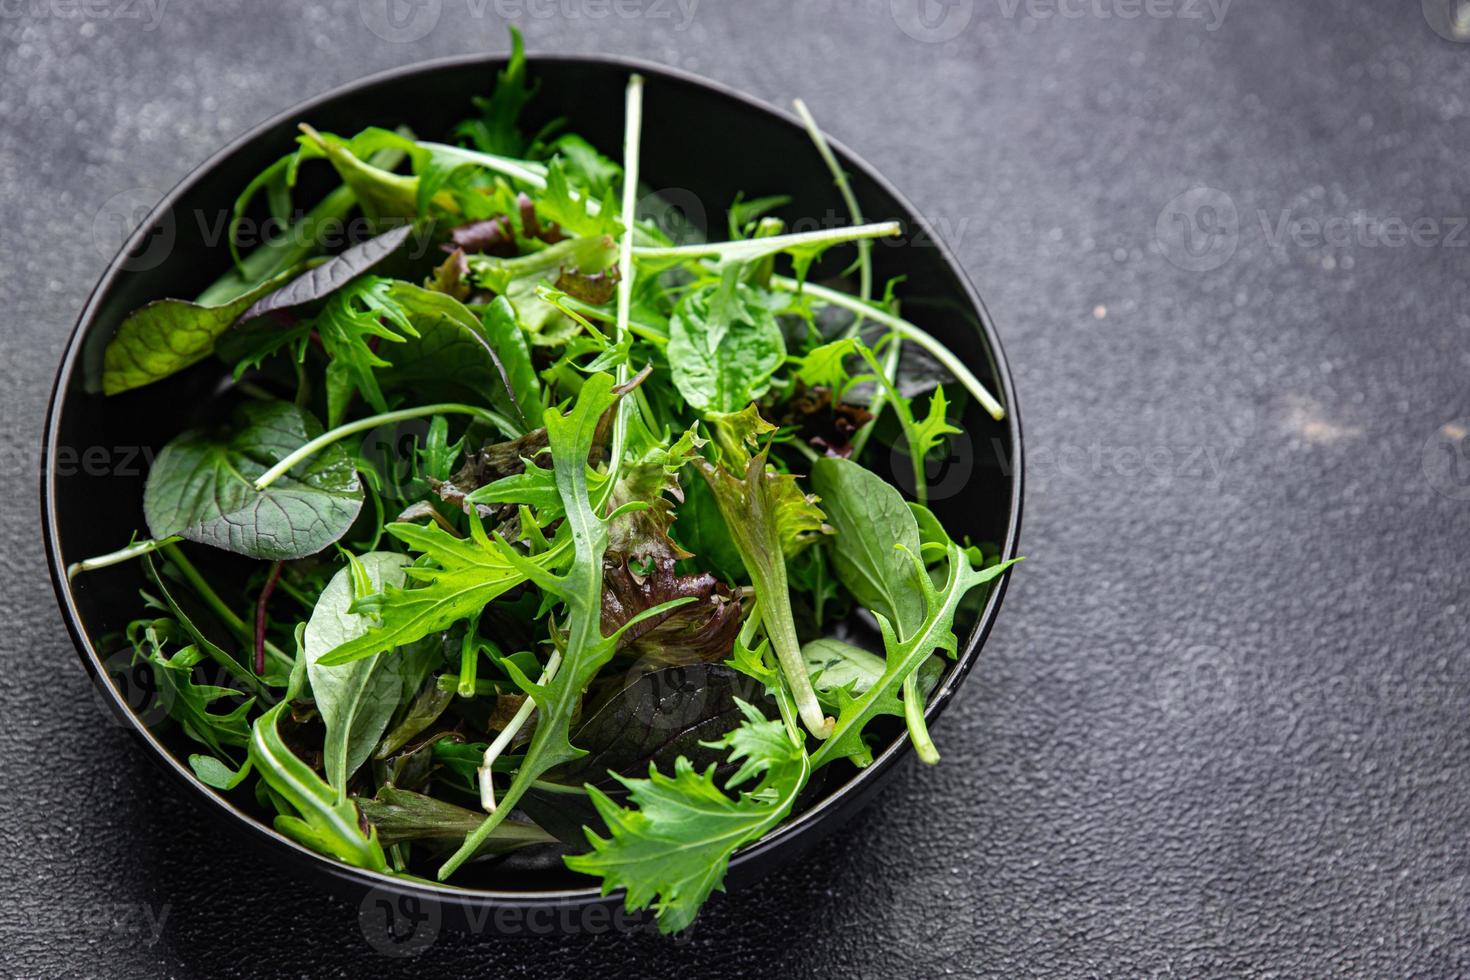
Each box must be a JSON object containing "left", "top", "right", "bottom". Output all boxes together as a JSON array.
[{"left": 5, "top": 1, "right": 1470, "bottom": 976}]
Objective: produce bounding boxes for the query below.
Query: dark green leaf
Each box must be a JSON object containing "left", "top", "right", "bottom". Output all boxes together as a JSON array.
[
  {"left": 239, "top": 224, "right": 413, "bottom": 323},
  {"left": 144, "top": 401, "right": 363, "bottom": 560}
]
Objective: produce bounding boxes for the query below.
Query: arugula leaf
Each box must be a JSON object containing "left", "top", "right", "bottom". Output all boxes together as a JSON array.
[
  {"left": 667, "top": 267, "right": 786, "bottom": 414},
  {"left": 304, "top": 552, "right": 417, "bottom": 797},
  {"left": 311, "top": 276, "right": 420, "bottom": 426},
  {"left": 144, "top": 401, "right": 364, "bottom": 561},
  {"left": 437, "top": 374, "right": 643, "bottom": 878},
  {"left": 537, "top": 158, "right": 621, "bottom": 239},
  {"left": 565, "top": 700, "right": 810, "bottom": 934},
  {"left": 101, "top": 266, "right": 302, "bottom": 396},
  {"left": 130, "top": 618, "right": 254, "bottom": 759},
  {"left": 909, "top": 384, "right": 963, "bottom": 473}
]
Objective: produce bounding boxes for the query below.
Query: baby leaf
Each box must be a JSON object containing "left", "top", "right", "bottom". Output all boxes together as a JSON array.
[
  {"left": 801, "top": 636, "right": 942, "bottom": 708},
  {"left": 480, "top": 295, "right": 541, "bottom": 420},
  {"left": 437, "top": 374, "right": 638, "bottom": 878},
  {"left": 101, "top": 266, "right": 302, "bottom": 396},
  {"left": 378, "top": 283, "right": 529, "bottom": 430},
  {"left": 693, "top": 444, "right": 831, "bottom": 739},
  {"left": 467, "top": 235, "right": 618, "bottom": 336},
  {"left": 809, "top": 456, "right": 925, "bottom": 637},
  {"left": 144, "top": 401, "right": 364, "bottom": 561},
  {"left": 565, "top": 700, "right": 810, "bottom": 934},
  {"left": 360, "top": 787, "right": 553, "bottom": 853},
  {"left": 248, "top": 699, "right": 388, "bottom": 872},
  {"left": 454, "top": 26, "right": 537, "bottom": 157},
  {"left": 296, "top": 125, "right": 420, "bottom": 224},
  {"left": 130, "top": 619, "right": 254, "bottom": 759},
  {"left": 810, "top": 541, "right": 1021, "bottom": 770},
  {"left": 315, "top": 519, "right": 562, "bottom": 667},
  {"left": 667, "top": 268, "right": 786, "bottom": 414},
  {"left": 304, "top": 552, "right": 416, "bottom": 798},
  {"left": 238, "top": 224, "right": 412, "bottom": 323}
]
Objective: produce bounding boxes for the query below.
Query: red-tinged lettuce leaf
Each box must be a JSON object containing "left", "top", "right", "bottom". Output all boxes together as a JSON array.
[
  {"left": 602, "top": 555, "right": 742, "bottom": 668},
  {"left": 775, "top": 384, "right": 874, "bottom": 459}
]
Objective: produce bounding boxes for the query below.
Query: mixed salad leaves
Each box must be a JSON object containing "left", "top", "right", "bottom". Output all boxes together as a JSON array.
[{"left": 72, "top": 32, "right": 1019, "bottom": 933}]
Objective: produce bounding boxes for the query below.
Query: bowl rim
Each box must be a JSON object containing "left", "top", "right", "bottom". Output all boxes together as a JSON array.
[{"left": 40, "top": 49, "right": 1024, "bottom": 910}]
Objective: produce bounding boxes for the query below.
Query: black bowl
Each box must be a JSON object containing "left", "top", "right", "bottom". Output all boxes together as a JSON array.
[{"left": 41, "top": 52, "right": 1023, "bottom": 935}]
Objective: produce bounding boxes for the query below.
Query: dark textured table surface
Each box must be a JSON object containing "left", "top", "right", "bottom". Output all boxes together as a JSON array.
[{"left": 5, "top": 1, "right": 1470, "bottom": 976}]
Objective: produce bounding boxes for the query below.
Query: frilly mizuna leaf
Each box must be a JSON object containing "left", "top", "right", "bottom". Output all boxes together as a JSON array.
[{"left": 564, "top": 701, "right": 809, "bottom": 934}]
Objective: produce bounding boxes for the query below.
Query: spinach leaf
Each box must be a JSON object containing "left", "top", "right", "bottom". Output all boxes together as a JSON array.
[
  {"left": 809, "top": 456, "right": 925, "bottom": 637},
  {"left": 666, "top": 267, "right": 786, "bottom": 414},
  {"left": 565, "top": 700, "right": 810, "bottom": 934},
  {"left": 144, "top": 400, "right": 363, "bottom": 561},
  {"left": 304, "top": 552, "right": 414, "bottom": 797},
  {"left": 379, "top": 284, "right": 531, "bottom": 430},
  {"left": 101, "top": 266, "right": 302, "bottom": 396}
]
